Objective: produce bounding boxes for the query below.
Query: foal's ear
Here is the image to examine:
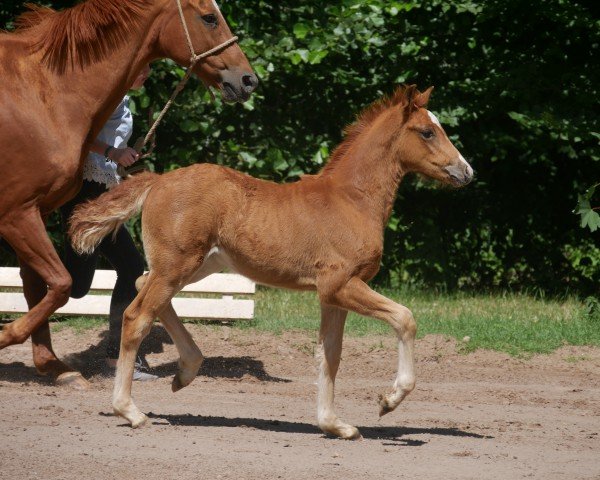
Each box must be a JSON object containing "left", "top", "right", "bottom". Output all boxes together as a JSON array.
[
  {"left": 414, "top": 86, "right": 434, "bottom": 108},
  {"left": 403, "top": 84, "right": 418, "bottom": 106},
  {"left": 401, "top": 84, "right": 418, "bottom": 119}
]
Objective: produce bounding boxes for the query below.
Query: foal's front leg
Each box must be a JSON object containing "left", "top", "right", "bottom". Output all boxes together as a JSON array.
[
  {"left": 324, "top": 277, "right": 416, "bottom": 419},
  {"left": 317, "top": 304, "right": 360, "bottom": 439}
]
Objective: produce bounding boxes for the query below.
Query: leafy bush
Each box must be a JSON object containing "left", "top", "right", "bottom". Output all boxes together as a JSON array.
[{"left": 1, "top": 0, "right": 598, "bottom": 295}]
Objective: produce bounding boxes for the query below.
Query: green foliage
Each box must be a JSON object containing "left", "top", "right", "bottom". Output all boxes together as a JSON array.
[
  {"left": 563, "top": 241, "right": 600, "bottom": 282},
  {"left": 576, "top": 184, "right": 600, "bottom": 232},
  {"left": 1, "top": 1, "right": 598, "bottom": 295},
  {"left": 0, "top": 0, "right": 24, "bottom": 30}
]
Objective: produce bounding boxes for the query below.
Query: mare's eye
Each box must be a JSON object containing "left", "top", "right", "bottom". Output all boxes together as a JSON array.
[
  {"left": 420, "top": 129, "right": 434, "bottom": 140},
  {"left": 201, "top": 14, "right": 218, "bottom": 27}
]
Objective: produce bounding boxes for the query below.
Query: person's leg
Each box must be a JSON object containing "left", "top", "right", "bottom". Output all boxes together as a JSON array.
[
  {"left": 60, "top": 181, "right": 103, "bottom": 298},
  {"left": 96, "top": 224, "right": 156, "bottom": 380},
  {"left": 97, "top": 226, "right": 144, "bottom": 358}
]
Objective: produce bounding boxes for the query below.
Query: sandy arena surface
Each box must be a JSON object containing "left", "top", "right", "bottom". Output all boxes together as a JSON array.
[{"left": 1, "top": 323, "right": 599, "bottom": 480}]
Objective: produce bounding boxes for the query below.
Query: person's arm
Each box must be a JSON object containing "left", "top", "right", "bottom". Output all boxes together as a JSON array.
[{"left": 90, "top": 139, "right": 139, "bottom": 168}]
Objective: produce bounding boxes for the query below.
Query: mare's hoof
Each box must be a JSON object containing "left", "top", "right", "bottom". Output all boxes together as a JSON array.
[{"left": 56, "top": 372, "right": 91, "bottom": 391}]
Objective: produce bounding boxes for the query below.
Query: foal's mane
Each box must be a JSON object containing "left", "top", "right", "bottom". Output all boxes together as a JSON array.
[
  {"left": 320, "top": 86, "right": 411, "bottom": 175},
  {"left": 14, "top": 0, "right": 150, "bottom": 73}
]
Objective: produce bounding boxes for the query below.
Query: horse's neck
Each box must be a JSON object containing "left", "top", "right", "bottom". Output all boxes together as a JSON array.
[
  {"left": 325, "top": 127, "right": 405, "bottom": 227},
  {"left": 42, "top": 9, "right": 161, "bottom": 140}
]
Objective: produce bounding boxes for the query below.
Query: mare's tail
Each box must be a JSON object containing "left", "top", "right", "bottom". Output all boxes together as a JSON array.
[{"left": 68, "top": 172, "right": 159, "bottom": 254}]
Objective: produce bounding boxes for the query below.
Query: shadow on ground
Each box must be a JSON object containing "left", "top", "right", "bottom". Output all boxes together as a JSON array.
[
  {"left": 0, "top": 324, "right": 288, "bottom": 384},
  {"left": 139, "top": 412, "right": 492, "bottom": 445}
]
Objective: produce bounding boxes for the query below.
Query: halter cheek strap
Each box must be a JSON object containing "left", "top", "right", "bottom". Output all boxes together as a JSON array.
[{"left": 175, "top": 0, "right": 238, "bottom": 66}]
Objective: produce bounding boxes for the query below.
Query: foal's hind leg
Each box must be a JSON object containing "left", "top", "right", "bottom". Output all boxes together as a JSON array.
[
  {"left": 134, "top": 253, "right": 225, "bottom": 392},
  {"left": 163, "top": 302, "right": 204, "bottom": 392},
  {"left": 135, "top": 275, "right": 204, "bottom": 393},
  {"left": 316, "top": 304, "right": 360, "bottom": 440},
  {"left": 112, "top": 272, "right": 181, "bottom": 427},
  {"left": 323, "top": 277, "right": 416, "bottom": 421}
]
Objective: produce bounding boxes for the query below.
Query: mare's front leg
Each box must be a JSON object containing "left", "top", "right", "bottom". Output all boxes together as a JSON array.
[
  {"left": 317, "top": 304, "right": 360, "bottom": 439},
  {"left": 322, "top": 277, "right": 416, "bottom": 419},
  {"left": 21, "top": 262, "right": 90, "bottom": 390},
  {"left": 0, "top": 208, "right": 88, "bottom": 389}
]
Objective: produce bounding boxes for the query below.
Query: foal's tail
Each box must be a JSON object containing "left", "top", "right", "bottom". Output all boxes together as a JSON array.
[{"left": 69, "top": 172, "right": 159, "bottom": 255}]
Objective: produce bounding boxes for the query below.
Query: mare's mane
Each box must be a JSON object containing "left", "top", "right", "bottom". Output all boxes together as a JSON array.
[
  {"left": 320, "top": 86, "right": 411, "bottom": 176},
  {"left": 13, "top": 0, "right": 149, "bottom": 73}
]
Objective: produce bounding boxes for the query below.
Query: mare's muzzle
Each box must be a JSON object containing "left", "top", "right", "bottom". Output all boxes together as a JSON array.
[{"left": 220, "top": 68, "right": 258, "bottom": 103}]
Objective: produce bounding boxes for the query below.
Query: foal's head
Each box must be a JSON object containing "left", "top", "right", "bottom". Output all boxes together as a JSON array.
[
  {"left": 388, "top": 85, "right": 473, "bottom": 186},
  {"left": 157, "top": 0, "right": 258, "bottom": 102}
]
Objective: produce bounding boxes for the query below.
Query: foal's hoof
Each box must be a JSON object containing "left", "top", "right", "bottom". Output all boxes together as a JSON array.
[
  {"left": 172, "top": 371, "right": 196, "bottom": 392},
  {"left": 56, "top": 372, "right": 91, "bottom": 391},
  {"left": 340, "top": 427, "right": 362, "bottom": 440},
  {"left": 378, "top": 393, "right": 394, "bottom": 417},
  {"left": 131, "top": 413, "right": 148, "bottom": 429},
  {"left": 320, "top": 423, "right": 362, "bottom": 440},
  {"left": 172, "top": 374, "right": 184, "bottom": 393}
]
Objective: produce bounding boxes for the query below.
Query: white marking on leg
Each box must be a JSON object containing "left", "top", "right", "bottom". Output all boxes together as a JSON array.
[
  {"left": 378, "top": 306, "right": 416, "bottom": 415},
  {"left": 315, "top": 306, "right": 361, "bottom": 440}
]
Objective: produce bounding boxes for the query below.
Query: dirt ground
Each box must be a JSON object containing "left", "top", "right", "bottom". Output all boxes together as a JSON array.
[{"left": 1, "top": 323, "right": 599, "bottom": 480}]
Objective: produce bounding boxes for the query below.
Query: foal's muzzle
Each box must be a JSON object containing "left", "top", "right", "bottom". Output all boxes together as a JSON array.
[{"left": 444, "top": 161, "right": 474, "bottom": 187}]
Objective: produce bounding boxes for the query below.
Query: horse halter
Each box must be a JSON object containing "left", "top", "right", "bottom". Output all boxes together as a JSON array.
[
  {"left": 175, "top": 0, "right": 239, "bottom": 67},
  {"left": 119, "top": 0, "right": 240, "bottom": 177}
]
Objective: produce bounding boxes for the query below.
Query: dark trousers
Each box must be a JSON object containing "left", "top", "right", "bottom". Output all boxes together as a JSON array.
[{"left": 61, "top": 180, "right": 145, "bottom": 358}]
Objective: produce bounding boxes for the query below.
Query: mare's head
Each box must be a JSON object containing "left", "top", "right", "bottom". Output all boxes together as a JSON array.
[
  {"left": 386, "top": 85, "right": 473, "bottom": 187},
  {"left": 157, "top": 0, "right": 258, "bottom": 102}
]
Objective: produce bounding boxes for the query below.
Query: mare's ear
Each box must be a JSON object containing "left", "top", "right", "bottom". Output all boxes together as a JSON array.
[{"left": 414, "top": 86, "right": 434, "bottom": 108}]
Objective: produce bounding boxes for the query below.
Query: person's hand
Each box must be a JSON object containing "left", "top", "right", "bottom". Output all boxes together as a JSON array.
[{"left": 109, "top": 147, "right": 139, "bottom": 167}]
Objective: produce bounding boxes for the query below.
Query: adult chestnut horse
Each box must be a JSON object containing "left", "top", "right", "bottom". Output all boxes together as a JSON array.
[
  {"left": 0, "top": 0, "right": 257, "bottom": 389},
  {"left": 70, "top": 85, "right": 473, "bottom": 439}
]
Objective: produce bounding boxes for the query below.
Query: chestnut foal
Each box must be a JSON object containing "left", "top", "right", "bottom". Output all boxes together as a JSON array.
[{"left": 70, "top": 85, "right": 473, "bottom": 439}]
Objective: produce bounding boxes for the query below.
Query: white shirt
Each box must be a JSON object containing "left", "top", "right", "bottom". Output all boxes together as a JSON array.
[{"left": 82, "top": 96, "right": 133, "bottom": 188}]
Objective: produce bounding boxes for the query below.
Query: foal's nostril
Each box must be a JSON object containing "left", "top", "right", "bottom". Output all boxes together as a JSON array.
[{"left": 241, "top": 73, "right": 258, "bottom": 93}]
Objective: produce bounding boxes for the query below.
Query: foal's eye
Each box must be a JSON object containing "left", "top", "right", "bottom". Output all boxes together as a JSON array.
[
  {"left": 420, "top": 129, "right": 434, "bottom": 140},
  {"left": 201, "top": 14, "right": 218, "bottom": 27}
]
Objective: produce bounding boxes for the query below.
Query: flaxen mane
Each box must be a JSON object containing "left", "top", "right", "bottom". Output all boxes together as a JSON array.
[
  {"left": 14, "top": 0, "right": 149, "bottom": 73},
  {"left": 320, "top": 86, "right": 413, "bottom": 175}
]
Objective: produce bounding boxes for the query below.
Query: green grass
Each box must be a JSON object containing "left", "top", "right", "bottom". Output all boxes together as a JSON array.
[
  {"left": 246, "top": 287, "right": 599, "bottom": 356},
  {"left": 51, "top": 316, "right": 105, "bottom": 333},
  {"left": 19, "top": 287, "right": 597, "bottom": 356}
]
